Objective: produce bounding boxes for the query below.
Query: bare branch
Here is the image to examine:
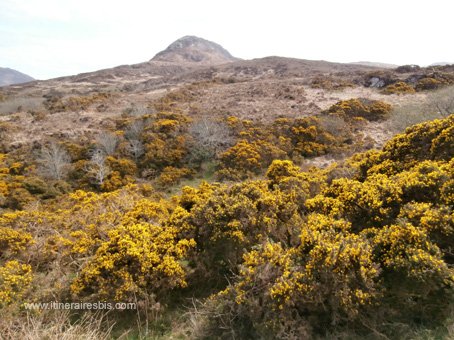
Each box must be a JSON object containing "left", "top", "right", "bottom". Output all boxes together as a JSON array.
[
  {"left": 96, "top": 132, "right": 119, "bottom": 156},
  {"left": 188, "top": 117, "right": 234, "bottom": 159},
  {"left": 85, "top": 150, "right": 111, "bottom": 186},
  {"left": 127, "top": 139, "right": 145, "bottom": 161},
  {"left": 38, "top": 142, "right": 71, "bottom": 180}
]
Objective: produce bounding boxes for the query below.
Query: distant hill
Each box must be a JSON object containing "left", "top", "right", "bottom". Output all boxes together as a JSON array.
[
  {"left": 429, "top": 62, "right": 453, "bottom": 66},
  {"left": 152, "top": 36, "right": 238, "bottom": 65},
  {"left": 0, "top": 67, "right": 34, "bottom": 86},
  {"left": 349, "top": 61, "right": 398, "bottom": 69}
]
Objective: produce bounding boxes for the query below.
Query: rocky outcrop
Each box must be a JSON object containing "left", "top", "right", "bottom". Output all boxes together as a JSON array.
[{"left": 152, "top": 36, "right": 238, "bottom": 65}]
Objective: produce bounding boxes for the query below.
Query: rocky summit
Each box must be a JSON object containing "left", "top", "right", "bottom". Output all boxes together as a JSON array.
[{"left": 152, "top": 35, "right": 238, "bottom": 64}]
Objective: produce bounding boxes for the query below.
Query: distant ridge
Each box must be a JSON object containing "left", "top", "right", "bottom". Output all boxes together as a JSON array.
[
  {"left": 0, "top": 67, "right": 34, "bottom": 86},
  {"left": 349, "top": 61, "right": 398, "bottom": 69},
  {"left": 152, "top": 36, "right": 238, "bottom": 65},
  {"left": 429, "top": 62, "right": 453, "bottom": 66}
]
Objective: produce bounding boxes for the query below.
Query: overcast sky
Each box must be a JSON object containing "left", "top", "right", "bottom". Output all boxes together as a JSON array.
[{"left": 1, "top": 0, "right": 453, "bottom": 80}]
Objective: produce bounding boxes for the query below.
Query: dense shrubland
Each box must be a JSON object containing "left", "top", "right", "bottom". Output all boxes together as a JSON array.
[
  {"left": 187, "top": 117, "right": 453, "bottom": 338},
  {"left": 0, "top": 112, "right": 453, "bottom": 338},
  {"left": 1, "top": 97, "right": 380, "bottom": 199},
  {"left": 1, "top": 63, "right": 454, "bottom": 338}
]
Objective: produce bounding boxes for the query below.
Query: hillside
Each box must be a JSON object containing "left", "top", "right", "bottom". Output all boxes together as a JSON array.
[
  {"left": 1, "top": 37, "right": 453, "bottom": 165},
  {"left": 0, "top": 67, "right": 34, "bottom": 86},
  {"left": 0, "top": 51, "right": 451, "bottom": 153},
  {"left": 0, "top": 36, "right": 453, "bottom": 339}
]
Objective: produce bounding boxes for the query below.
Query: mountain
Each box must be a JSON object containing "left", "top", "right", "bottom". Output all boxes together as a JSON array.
[
  {"left": 349, "top": 61, "right": 398, "bottom": 69},
  {"left": 429, "top": 62, "right": 453, "bottom": 66},
  {"left": 152, "top": 35, "right": 238, "bottom": 64},
  {"left": 0, "top": 67, "right": 34, "bottom": 86}
]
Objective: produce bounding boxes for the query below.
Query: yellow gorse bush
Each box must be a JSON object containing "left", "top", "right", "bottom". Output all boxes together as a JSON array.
[
  {"left": 203, "top": 115, "right": 453, "bottom": 337},
  {"left": 1, "top": 184, "right": 194, "bottom": 303},
  {"left": 0, "top": 260, "right": 32, "bottom": 305},
  {"left": 71, "top": 222, "right": 195, "bottom": 301}
]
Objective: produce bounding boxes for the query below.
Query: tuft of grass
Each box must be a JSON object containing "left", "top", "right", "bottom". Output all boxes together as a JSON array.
[{"left": 0, "top": 310, "right": 113, "bottom": 340}]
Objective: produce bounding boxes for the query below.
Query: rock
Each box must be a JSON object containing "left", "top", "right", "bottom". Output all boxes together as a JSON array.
[
  {"left": 152, "top": 36, "right": 238, "bottom": 65},
  {"left": 369, "top": 77, "right": 385, "bottom": 88}
]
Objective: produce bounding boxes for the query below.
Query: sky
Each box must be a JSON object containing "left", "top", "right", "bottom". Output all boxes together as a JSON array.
[{"left": 1, "top": 0, "right": 453, "bottom": 80}]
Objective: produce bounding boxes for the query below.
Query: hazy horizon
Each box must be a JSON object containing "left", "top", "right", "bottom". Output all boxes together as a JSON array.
[{"left": 1, "top": 0, "right": 453, "bottom": 80}]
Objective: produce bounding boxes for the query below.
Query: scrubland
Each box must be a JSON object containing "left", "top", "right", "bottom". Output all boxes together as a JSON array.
[{"left": 0, "top": 62, "right": 453, "bottom": 339}]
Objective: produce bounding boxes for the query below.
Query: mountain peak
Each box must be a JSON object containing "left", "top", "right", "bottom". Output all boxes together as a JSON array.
[
  {"left": 152, "top": 36, "right": 237, "bottom": 64},
  {"left": 0, "top": 67, "right": 35, "bottom": 86}
]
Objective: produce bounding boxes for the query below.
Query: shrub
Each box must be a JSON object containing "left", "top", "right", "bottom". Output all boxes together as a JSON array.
[
  {"left": 214, "top": 114, "right": 357, "bottom": 180},
  {"left": 71, "top": 222, "right": 195, "bottom": 301},
  {"left": 0, "top": 96, "right": 44, "bottom": 115},
  {"left": 310, "top": 76, "right": 354, "bottom": 90},
  {"left": 265, "top": 159, "right": 301, "bottom": 181},
  {"left": 157, "top": 166, "right": 193, "bottom": 187},
  {"left": 144, "top": 135, "right": 189, "bottom": 169},
  {"left": 1, "top": 185, "right": 192, "bottom": 305},
  {"left": 44, "top": 93, "right": 112, "bottom": 113},
  {"left": 426, "top": 85, "right": 454, "bottom": 116},
  {"left": 167, "top": 168, "right": 325, "bottom": 287},
  {"left": 0, "top": 153, "right": 37, "bottom": 209},
  {"left": 0, "top": 112, "right": 452, "bottom": 338},
  {"left": 289, "top": 118, "right": 331, "bottom": 157},
  {"left": 205, "top": 215, "right": 380, "bottom": 338},
  {"left": 217, "top": 140, "right": 262, "bottom": 180},
  {"left": 382, "top": 81, "right": 416, "bottom": 94},
  {"left": 387, "top": 87, "right": 454, "bottom": 132},
  {"left": 324, "top": 98, "right": 392, "bottom": 121},
  {"left": 382, "top": 116, "right": 453, "bottom": 170},
  {"left": 416, "top": 77, "right": 445, "bottom": 91},
  {"left": 187, "top": 117, "right": 234, "bottom": 165},
  {"left": 306, "top": 174, "right": 403, "bottom": 229},
  {"left": 100, "top": 171, "right": 135, "bottom": 192},
  {"left": 152, "top": 86, "right": 197, "bottom": 112},
  {"left": 141, "top": 113, "right": 191, "bottom": 170},
  {"left": 106, "top": 156, "right": 137, "bottom": 177},
  {"left": 395, "top": 64, "right": 421, "bottom": 73},
  {"left": 0, "top": 227, "right": 33, "bottom": 255},
  {"left": 0, "top": 260, "right": 33, "bottom": 305},
  {"left": 22, "top": 177, "right": 68, "bottom": 199}
]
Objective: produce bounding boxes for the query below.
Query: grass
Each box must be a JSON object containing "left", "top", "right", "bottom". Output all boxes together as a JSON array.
[
  {"left": 386, "top": 85, "right": 454, "bottom": 133},
  {"left": 164, "top": 161, "right": 217, "bottom": 197},
  {"left": 0, "top": 96, "right": 44, "bottom": 115},
  {"left": 0, "top": 310, "right": 113, "bottom": 340}
]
